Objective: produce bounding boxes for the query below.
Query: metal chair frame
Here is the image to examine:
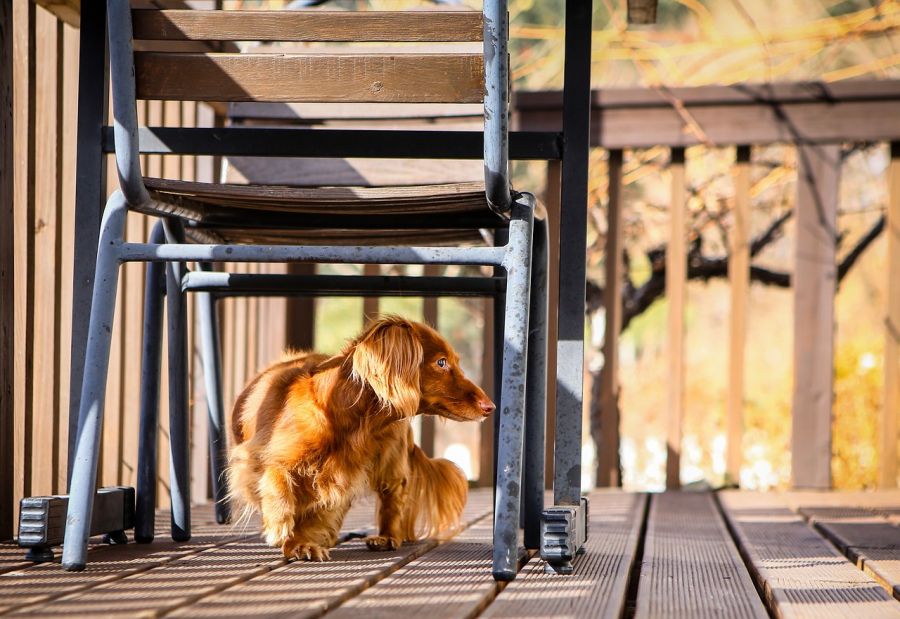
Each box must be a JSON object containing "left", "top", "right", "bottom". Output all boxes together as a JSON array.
[
  {"left": 62, "top": 0, "right": 546, "bottom": 581},
  {"left": 133, "top": 220, "right": 548, "bottom": 554}
]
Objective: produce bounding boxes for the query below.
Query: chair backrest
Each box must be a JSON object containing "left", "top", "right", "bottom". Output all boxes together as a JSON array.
[{"left": 106, "top": 0, "right": 511, "bottom": 212}]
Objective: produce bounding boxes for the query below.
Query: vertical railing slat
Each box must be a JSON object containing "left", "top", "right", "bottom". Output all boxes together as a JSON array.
[
  {"left": 543, "top": 160, "right": 561, "bottom": 490},
  {"left": 363, "top": 264, "right": 379, "bottom": 324},
  {"left": 0, "top": 0, "right": 15, "bottom": 541},
  {"left": 726, "top": 145, "right": 751, "bottom": 486},
  {"left": 67, "top": 0, "right": 107, "bottom": 483},
  {"left": 666, "top": 147, "right": 686, "bottom": 491},
  {"left": 597, "top": 149, "right": 623, "bottom": 487},
  {"left": 31, "top": 6, "right": 59, "bottom": 496},
  {"left": 478, "top": 297, "right": 494, "bottom": 487},
  {"left": 881, "top": 142, "right": 900, "bottom": 489},
  {"left": 56, "top": 22, "right": 79, "bottom": 494},
  {"left": 421, "top": 265, "right": 440, "bottom": 458}
]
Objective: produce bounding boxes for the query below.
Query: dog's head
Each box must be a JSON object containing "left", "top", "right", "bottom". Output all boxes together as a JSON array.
[{"left": 350, "top": 315, "right": 495, "bottom": 421}]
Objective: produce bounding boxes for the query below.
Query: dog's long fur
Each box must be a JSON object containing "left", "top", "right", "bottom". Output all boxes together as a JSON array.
[{"left": 228, "top": 315, "right": 494, "bottom": 561}]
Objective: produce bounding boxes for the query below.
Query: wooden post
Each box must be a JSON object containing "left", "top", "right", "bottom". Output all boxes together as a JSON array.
[
  {"left": 597, "top": 149, "right": 623, "bottom": 487},
  {"left": 363, "top": 264, "right": 379, "bottom": 323},
  {"left": 881, "top": 142, "right": 900, "bottom": 489},
  {"left": 666, "top": 147, "right": 686, "bottom": 491},
  {"left": 726, "top": 145, "right": 751, "bottom": 486},
  {"left": 543, "top": 160, "right": 561, "bottom": 489},
  {"left": 0, "top": 0, "right": 15, "bottom": 540},
  {"left": 421, "top": 265, "right": 439, "bottom": 457},
  {"left": 285, "top": 263, "right": 315, "bottom": 351},
  {"left": 792, "top": 143, "right": 840, "bottom": 490}
]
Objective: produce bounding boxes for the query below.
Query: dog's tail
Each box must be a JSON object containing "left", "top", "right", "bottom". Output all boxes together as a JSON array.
[{"left": 403, "top": 443, "right": 468, "bottom": 541}]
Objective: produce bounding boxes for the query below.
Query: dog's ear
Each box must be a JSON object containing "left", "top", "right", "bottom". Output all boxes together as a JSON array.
[{"left": 352, "top": 318, "right": 423, "bottom": 416}]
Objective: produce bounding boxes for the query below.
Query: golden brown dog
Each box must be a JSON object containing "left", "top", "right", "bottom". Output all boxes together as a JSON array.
[{"left": 228, "top": 315, "right": 495, "bottom": 561}]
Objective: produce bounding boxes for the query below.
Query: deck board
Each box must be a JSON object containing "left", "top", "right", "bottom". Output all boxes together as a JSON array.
[
  {"left": 719, "top": 491, "right": 900, "bottom": 618},
  {"left": 8, "top": 489, "right": 900, "bottom": 617},
  {"left": 326, "top": 515, "right": 501, "bottom": 619},
  {"left": 0, "top": 505, "right": 251, "bottom": 614},
  {"left": 795, "top": 500, "right": 900, "bottom": 602},
  {"left": 2, "top": 499, "right": 364, "bottom": 616},
  {"left": 636, "top": 492, "right": 767, "bottom": 619},
  {"left": 482, "top": 490, "right": 644, "bottom": 619},
  {"left": 164, "top": 489, "right": 494, "bottom": 618}
]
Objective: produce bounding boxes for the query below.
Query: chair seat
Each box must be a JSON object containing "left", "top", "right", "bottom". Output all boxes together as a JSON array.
[{"left": 139, "top": 177, "right": 503, "bottom": 245}]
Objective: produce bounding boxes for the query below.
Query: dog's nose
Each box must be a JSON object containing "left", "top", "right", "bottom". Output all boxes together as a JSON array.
[{"left": 478, "top": 399, "right": 496, "bottom": 415}]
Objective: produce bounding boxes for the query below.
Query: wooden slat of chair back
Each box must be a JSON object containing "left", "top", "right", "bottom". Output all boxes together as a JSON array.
[
  {"left": 131, "top": 10, "right": 485, "bottom": 104},
  {"left": 132, "top": 10, "right": 484, "bottom": 43}
]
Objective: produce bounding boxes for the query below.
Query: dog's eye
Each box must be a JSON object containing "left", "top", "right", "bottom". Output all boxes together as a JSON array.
[{"left": 436, "top": 358, "right": 448, "bottom": 369}]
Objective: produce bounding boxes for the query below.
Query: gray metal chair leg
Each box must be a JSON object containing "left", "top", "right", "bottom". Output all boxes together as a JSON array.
[
  {"left": 523, "top": 217, "right": 548, "bottom": 550},
  {"left": 135, "top": 222, "right": 166, "bottom": 543},
  {"left": 196, "top": 262, "right": 231, "bottom": 524},
  {"left": 491, "top": 195, "right": 535, "bottom": 582},
  {"left": 163, "top": 219, "right": 191, "bottom": 542},
  {"left": 62, "top": 191, "right": 128, "bottom": 572}
]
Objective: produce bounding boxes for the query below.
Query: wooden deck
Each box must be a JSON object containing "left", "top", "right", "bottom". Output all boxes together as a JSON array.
[{"left": 2, "top": 489, "right": 900, "bottom": 618}]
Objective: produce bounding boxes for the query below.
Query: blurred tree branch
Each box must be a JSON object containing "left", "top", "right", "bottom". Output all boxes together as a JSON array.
[{"left": 585, "top": 209, "right": 884, "bottom": 332}]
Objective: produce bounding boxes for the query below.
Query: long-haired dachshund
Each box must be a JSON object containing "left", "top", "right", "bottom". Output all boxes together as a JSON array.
[{"left": 228, "top": 315, "right": 495, "bottom": 561}]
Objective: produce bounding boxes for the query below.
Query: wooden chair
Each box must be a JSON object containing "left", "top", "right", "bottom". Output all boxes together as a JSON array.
[{"left": 62, "top": 0, "right": 545, "bottom": 581}]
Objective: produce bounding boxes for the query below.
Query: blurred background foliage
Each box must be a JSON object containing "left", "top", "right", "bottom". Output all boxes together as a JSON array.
[{"left": 235, "top": 0, "right": 899, "bottom": 490}]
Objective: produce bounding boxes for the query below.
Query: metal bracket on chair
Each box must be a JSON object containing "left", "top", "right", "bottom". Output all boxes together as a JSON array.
[
  {"left": 18, "top": 486, "right": 135, "bottom": 562},
  {"left": 540, "top": 496, "right": 589, "bottom": 574}
]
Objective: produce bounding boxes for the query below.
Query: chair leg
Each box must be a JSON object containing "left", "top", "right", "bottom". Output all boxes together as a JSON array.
[
  {"left": 163, "top": 219, "right": 191, "bottom": 542},
  {"left": 523, "top": 217, "right": 548, "bottom": 550},
  {"left": 135, "top": 222, "right": 166, "bottom": 543},
  {"left": 61, "top": 192, "right": 127, "bottom": 572},
  {"left": 492, "top": 195, "right": 535, "bottom": 582},
  {"left": 196, "top": 262, "right": 231, "bottom": 525}
]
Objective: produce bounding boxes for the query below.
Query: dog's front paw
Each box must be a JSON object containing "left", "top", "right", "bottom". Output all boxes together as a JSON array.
[
  {"left": 283, "top": 539, "right": 331, "bottom": 562},
  {"left": 365, "top": 535, "right": 401, "bottom": 551}
]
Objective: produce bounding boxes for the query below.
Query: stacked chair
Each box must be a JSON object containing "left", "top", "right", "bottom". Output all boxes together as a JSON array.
[{"left": 62, "top": 0, "right": 550, "bottom": 581}]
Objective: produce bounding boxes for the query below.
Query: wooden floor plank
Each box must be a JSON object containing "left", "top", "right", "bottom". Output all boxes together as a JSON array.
[
  {"left": 482, "top": 491, "right": 645, "bottom": 619},
  {"left": 636, "top": 492, "right": 767, "bottom": 619},
  {"left": 797, "top": 504, "right": 900, "bottom": 602},
  {"left": 719, "top": 491, "right": 900, "bottom": 618},
  {"left": 326, "top": 514, "right": 502, "bottom": 619},
  {"left": 0, "top": 504, "right": 242, "bottom": 611},
  {"left": 163, "top": 488, "right": 493, "bottom": 619},
  {"left": 9, "top": 490, "right": 489, "bottom": 618},
  {"left": 2, "top": 500, "right": 358, "bottom": 616}
]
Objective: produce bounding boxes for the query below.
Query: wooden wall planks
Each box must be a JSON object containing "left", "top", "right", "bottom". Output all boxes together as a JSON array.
[{"left": 0, "top": 5, "right": 266, "bottom": 537}]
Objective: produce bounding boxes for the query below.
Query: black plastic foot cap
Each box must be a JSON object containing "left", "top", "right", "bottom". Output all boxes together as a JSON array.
[
  {"left": 544, "top": 561, "right": 574, "bottom": 575},
  {"left": 104, "top": 530, "right": 128, "bottom": 545},
  {"left": 25, "top": 547, "right": 55, "bottom": 563},
  {"left": 171, "top": 531, "right": 191, "bottom": 543},
  {"left": 492, "top": 568, "right": 517, "bottom": 582},
  {"left": 62, "top": 560, "right": 86, "bottom": 572}
]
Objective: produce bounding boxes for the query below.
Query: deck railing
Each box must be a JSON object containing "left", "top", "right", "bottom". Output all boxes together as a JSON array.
[{"left": 517, "top": 82, "right": 900, "bottom": 491}]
